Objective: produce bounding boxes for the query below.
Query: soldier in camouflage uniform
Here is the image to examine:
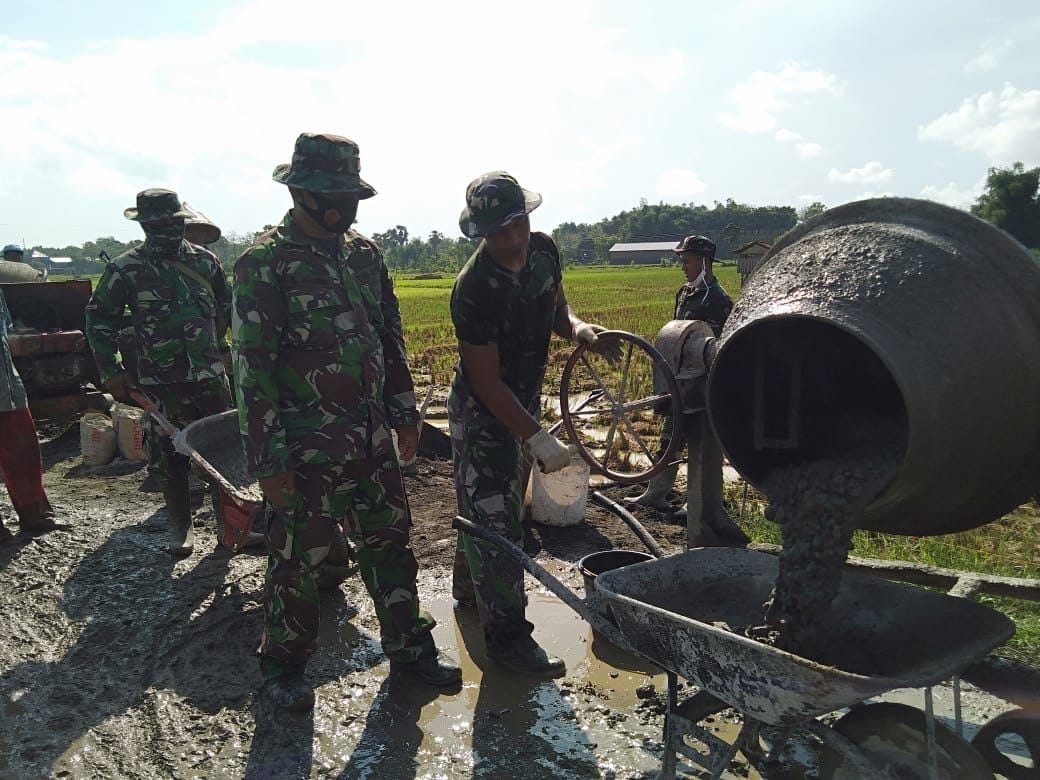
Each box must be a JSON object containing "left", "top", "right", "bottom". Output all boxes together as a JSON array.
[
  {"left": 450, "top": 172, "right": 620, "bottom": 677},
  {"left": 86, "top": 189, "right": 233, "bottom": 557},
  {"left": 233, "top": 133, "right": 460, "bottom": 711},
  {"left": 624, "top": 236, "right": 746, "bottom": 543}
]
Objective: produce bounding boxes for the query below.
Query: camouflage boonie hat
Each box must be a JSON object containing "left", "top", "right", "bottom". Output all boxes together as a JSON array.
[
  {"left": 674, "top": 234, "right": 717, "bottom": 258},
  {"left": 124, "top": 189, "right": 193, "bottom": 222},
  {"left": 272, "top": 133, "right": 376, "bottom": 198},
  {"left": 459, "top": 171, "right": 542, "bottom": 239},
  {"left": 182, "top": 202, "right": 221, "bottom": 245}
]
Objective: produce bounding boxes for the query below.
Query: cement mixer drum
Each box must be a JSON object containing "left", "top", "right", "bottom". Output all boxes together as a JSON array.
[{"left": 708, "top": 197, "right": 1040, "bottom": 536}]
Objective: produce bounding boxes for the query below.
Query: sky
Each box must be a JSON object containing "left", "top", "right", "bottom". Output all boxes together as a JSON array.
[{"left": 1, "top": 0, "right": 1038, "bottom": 249}]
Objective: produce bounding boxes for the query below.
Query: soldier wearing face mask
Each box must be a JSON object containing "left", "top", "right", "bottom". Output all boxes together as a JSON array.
[{"left": 85, "top": 189, "right": 233, "bottom": 557}]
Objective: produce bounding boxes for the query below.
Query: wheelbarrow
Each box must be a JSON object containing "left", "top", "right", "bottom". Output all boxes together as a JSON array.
[
  {"left": 174, "top": 410, "right": 354, "bottom": 585},
  {"left": 453, "top": 514, "right": 1017, "bottom": 778}
]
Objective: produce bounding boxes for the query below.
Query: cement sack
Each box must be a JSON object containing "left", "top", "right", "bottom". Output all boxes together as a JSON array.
[
  {"left": 112, "top": 403, "right": 148, "bottom": 462},
  {"left": 80, "top": 413, "right": 117, "bottom": 466}
]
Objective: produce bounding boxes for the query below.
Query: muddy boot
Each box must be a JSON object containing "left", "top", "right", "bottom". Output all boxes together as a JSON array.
[
  {"left": 622, "top": 463, "right": 678, "bottom": 511},
  {"left": 452, "top": 544, "right": 476, "bottom": 608},
  {"left": 0, "top": 517, "right": 14, "bottom": 545},
  {"left": 389, "top": 635, "right": 463, "bottom": 687},
  {"left": 261, "top": 672, "right": 314, "bottom": 712},
  {"left": 487, "top": 635, "right": 565, "bottom": 678},
  {"left": 138, "top": 472, "right": 162, "bottom": 493},
  {"left": 707, "top": 505, "right": 750, "bottom": 547},
  {"left": 162, "top": 475, "right": 195, "bottom": 557}
]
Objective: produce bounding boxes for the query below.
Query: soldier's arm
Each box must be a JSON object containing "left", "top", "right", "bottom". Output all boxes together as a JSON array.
[
  {"left": 85, "top": 265, "right": 131, "bottom": 383},
  {"left": 232, "top": 248, "right": 291, "bottom": 479},
  {"left": 459, "top": 342, "right": 541, "bottom": 440},
  {"left": 373, "top": 248, "right": 419, "bottom": 429}
]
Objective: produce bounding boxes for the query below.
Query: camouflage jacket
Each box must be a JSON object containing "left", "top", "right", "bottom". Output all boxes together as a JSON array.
[
  {"left": 675, "top": 278, "right": 733, "bottom": 337},
  {"left": 232, "top": 211, "right": 418, "bottom": 478},
  {"left": 85, "top": 241, "right": 231, "bottom": 386},
  {"left": 0, "top": 287, "right": 28, "bottom": 412},
  {"left": 450, "top": 231, "right": 562, "bottom": 413}
]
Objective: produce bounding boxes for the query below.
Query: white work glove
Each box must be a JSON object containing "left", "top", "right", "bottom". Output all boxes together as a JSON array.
[
  {"left": 527, "top": 428, "right": 572, "bottom": 474},
  {"left": 573, "top": 322, "right": 623, "bottom": 364}
]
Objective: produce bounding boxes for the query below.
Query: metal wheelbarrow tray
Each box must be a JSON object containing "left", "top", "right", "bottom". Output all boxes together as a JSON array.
[{"left": 596, "top": 547, "right": 1015, "bottom": 726}]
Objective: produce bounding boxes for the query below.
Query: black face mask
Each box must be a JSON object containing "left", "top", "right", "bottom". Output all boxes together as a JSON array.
[
  {"left": 144, "top": 223, "right": 185, "bottom": 255},
  {"left": 300, "top": 193, "right": 359, "bottom": 234}
]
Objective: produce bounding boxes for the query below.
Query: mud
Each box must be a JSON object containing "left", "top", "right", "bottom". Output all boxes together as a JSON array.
[
  {"left": 757, "top": 415, "right": 906, "bottom": 655},
  {"left": 0, "top": 427, "right": 692, "bottom": 779}
]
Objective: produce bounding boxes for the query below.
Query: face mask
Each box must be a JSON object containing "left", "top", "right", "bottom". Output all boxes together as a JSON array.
[
  {"left": 144, "top": 223, "right": 185, "bottom": 255},
  {"left": 300, "top": 192, "right": 359, "bottom": 234}
]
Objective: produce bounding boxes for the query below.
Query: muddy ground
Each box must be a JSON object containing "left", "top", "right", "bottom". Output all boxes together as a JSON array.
[{"left": 0, "top": 429, "right": 1018, "bottom": 779}]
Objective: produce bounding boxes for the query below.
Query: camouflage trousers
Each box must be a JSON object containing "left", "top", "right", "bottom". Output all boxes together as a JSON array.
[
  {"left": 448, "top": 389, "right": 535, "bottom": 650},
  {"left": 142, "top": 378, "right": 232, "bottom": 480},
  {"left": 259, "top": 453, "right": 435, "bottom": 679}
]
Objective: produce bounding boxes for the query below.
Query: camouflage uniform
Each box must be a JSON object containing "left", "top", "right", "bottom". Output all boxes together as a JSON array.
[
  {"left": 85, "top": 234, "right": 232, "bottom": 480},
  {"left": 448, "top": 230, "right": 562, "bottom": 649},
  {"left": 234, "top": 208, "right": 431, "bottom": 678},
  {"left": 674, "top": 280, "right": 733, "bottom": 338}
]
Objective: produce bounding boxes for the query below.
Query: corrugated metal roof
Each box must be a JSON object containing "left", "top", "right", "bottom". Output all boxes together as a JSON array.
[{"left": 608, "top": 242, "right": 677, "bottom": 252}]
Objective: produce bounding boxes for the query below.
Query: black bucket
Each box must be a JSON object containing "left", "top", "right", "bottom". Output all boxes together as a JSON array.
[{"left": 578, "top": 549, "right": 655, "bottom": 620}]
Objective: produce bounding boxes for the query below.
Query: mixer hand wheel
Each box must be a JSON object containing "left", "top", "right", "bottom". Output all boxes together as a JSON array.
[{"left": 560, "top": 331, "right": 683, "bottom": 485}]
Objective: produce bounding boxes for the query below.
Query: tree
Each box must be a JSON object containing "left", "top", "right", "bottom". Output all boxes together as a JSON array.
[
  {"left": 971, "top": 162, "right": 1040, "bottom": 248},
  {"left": 798, "top": 201, "right": 827, "bottom": 223}
]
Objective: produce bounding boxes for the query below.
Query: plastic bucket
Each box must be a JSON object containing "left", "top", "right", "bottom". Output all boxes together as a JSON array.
[
  {"left": 578, "top": 549, "right": 655, "bottom": 620},
  {"left": 531, "top": 452, "right": 590, "bottom": 526}
]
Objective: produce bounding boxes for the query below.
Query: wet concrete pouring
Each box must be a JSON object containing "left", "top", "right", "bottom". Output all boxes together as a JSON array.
[{"left": 0, "top": 426, "right": 1015, "bottom": 778}]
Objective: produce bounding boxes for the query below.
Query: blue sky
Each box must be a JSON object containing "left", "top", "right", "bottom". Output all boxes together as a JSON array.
[{"left": 1, "top": 0, "right": 1037, "bottom": 248}]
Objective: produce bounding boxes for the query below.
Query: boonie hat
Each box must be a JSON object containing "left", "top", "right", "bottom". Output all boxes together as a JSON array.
[
  {"left": 459, "top": 171, "right": 542, "bottom": 239},
  {"left": 272, "top": 133, "right": 376, "bottom": 198},
  {"left": 182, "top": 202, "right": 222, "bottom": 245},
  {"left": 124, "top": 189, "right": 192, "bottom": 223}
]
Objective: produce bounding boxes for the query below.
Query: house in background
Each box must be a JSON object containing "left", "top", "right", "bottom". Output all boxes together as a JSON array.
[
  {"left": 607, "top": 241, "right": 677, "bottom": 265},
  {"left": 734, "top": 240, "right": 772, "bottom": 284}
]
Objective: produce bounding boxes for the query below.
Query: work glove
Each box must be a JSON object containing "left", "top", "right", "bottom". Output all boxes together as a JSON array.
[
  {"left": 526, "top": 428, "right": 572, "bottom": 474},
  {"left": 573, "top": 322, "right": 623, "bottom": 364},
  {"left": 103, "top": 371, "right": 134, "bottom": 404}
]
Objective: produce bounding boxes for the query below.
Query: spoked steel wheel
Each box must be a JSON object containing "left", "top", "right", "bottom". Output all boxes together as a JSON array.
[{"left": 560, "top": 331, "right": 682, "bottom": 485}]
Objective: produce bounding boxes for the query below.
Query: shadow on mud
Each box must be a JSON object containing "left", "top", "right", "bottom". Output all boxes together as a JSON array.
[{"left": 0, "top": 508, "right": 251, "bottom": 775}]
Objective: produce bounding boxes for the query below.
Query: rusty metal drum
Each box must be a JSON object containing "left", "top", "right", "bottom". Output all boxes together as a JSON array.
[{"left": 708, "top": 197, "right": 1040, "bottom": 535}]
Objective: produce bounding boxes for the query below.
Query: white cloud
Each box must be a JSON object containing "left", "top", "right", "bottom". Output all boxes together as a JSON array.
[
  {"left": 0, "top": 1, "right": 683, "bottom": 243},
  {"left": 964, "top": 40, "right": 1013, "bottom": 73},
  {"left": 774, "top": 128, "right": 801, "bottom": 143},
  {"left": 797, "top": 194, "right": 821, "bottom": 203},
  {"left": 828, "top": 161, "right": 893, "bottom": 184},
  {"left": 656, "top": 168, "right": 706, "bottom": 198},
  {"left": 919, "top": 179, "right": 985, "bottom": 209},
  {"left": 917, "top": 83, "right": 1040, "bottom": 165},
  {"left": 796, "top": 142, "right": 822, "bottom": 158},
  {"left": 720, "top": 62, "right": 841, "bottom": 133}
]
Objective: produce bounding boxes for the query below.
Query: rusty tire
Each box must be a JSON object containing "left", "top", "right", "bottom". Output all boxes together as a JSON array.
[{"left": 561, "top": 330, "right": 682, "bottom": 485}]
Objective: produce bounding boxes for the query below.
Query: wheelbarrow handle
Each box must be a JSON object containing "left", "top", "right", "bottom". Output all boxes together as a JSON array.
[
  {"left": 590, "top": 491, "right": 666, "bottom": 559},
  {"left": 129, "top": 389, "right": 180, "bottom": 439},
  {"left": 452, "top": 516, "right": 633, "bottom": 650}
]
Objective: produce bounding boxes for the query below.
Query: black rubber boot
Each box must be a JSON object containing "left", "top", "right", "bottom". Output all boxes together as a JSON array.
[
  {"left": 262, "top": 673, "right": 314, "bottom": 712},
  {"left": 162, "top": 475, "right": 195, "bottom": 557},
  {"left": 487, "top": 635, "right": 566, "bottom": 678},
  {"left": 390, "top": 636, "right": 463, "bottom": 687},
  {"left": 0, "top": 517, "right": 14, "bottom": 546},
  {"left": 16, "top": 496, "right": 67, "bottom": 537}
]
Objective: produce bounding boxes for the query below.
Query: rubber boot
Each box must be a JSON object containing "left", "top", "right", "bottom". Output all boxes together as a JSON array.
[
  {"left": 262, "top": 672, "right": 314, "bottom": 712},
  {"left": 389, "top": 634, "right": 463, "bottom": 687},
  {"left": 487, "top": 634, "right": 566, "bottom": 678},
  {"left": 0, "top": 517, "right": 14, "bottom": 546},
  {"left": 162, "top": 475, "right": 195, "bottom": 557},
  {"left": 622, "top": 463, "right": 678, "bottom": 511}
]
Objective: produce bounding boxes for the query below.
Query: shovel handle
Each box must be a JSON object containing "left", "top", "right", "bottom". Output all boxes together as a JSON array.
[{"left": 453, "top": 516, "right": 634, "bottom": 648}]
